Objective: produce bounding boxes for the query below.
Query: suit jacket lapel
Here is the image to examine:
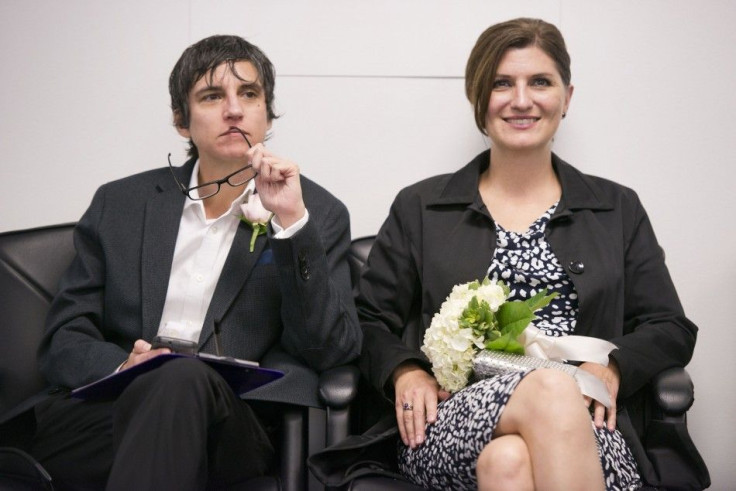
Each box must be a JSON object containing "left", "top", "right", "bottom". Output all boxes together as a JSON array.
[
  {"left": 198, "top": 220, "right": 267, "bottom": 349},
  {"left": 141, "top": 166, "right": 189, "bottom": 342}
]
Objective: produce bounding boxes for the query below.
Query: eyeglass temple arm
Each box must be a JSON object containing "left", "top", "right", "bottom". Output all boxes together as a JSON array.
[
  {"left": 229, "top": 127, "right": 252, "bottom": 148},
  {"left": 167, "top": 153, "right": 190, "bottom": 195}
]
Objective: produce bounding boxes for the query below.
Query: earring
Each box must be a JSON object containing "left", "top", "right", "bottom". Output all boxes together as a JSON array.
[{"left": 562, "top": 112, "right": 567, "bottom": 119}]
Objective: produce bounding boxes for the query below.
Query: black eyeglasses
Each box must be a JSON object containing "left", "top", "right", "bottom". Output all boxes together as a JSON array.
[{"left": 168, "top": 128, "right": 257, "bottom": 200}]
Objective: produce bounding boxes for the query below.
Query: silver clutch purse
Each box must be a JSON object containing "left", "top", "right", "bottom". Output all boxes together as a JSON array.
[
  {"left": 473, "top": 350, "right": 577, "bottom": 379},
  {"left": 472, "top": 349, "right": 612, "bottom": 407}
]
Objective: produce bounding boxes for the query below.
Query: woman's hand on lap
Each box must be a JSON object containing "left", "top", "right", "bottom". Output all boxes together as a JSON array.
[
  {"left": 392, "top": 362, "right": 449, "bottom": 449},
  {"left": 580, "top": 359, "right": 621, "bottom": 430}
]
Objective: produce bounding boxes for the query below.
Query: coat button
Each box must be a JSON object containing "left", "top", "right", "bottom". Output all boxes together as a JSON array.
[
  {"left": 568, "top": 260, "right": 585, "bottom": 274},
  {"left": 298, "top": 252, "right": 310, "bottom": 280}
]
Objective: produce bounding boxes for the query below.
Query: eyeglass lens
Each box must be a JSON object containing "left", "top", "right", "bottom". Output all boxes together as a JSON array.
[
  {"left": 228, "top": 166, "right": 258, "bottom": 186},
  {"left": 191, "top": 166, "right": 258, "bottom": 200}
]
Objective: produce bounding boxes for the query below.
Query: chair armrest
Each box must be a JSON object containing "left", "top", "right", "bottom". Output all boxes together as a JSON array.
[
  {"left": 318, "top": 364, "right": 360, "bottom": 409},
  {"left": 280, "top": 407, "right": 307, "bottom": 491},
  {"left": 317, "top": 364, "right": 360, "bottom": 448},
  {"left": 652, "top": 367, "right": 694, "bottom": 417}
]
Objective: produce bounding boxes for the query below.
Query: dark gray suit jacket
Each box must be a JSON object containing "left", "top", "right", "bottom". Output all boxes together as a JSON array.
[{"left": 38, "top": 158, "right": 361, "bottom": 408}]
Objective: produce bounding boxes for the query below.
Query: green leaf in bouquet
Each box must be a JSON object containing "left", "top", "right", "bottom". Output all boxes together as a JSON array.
[
  {"left": 524, "top": 288, "right": 558, "bottom": 311},
  {"left": 506, "top": 337, "right": 525, "bottom": 354},
  {"left": 496, "top": 301, "right": 535, "bottom": 337},
  {"left": 485, "top": 328, "right": 502, "bottom": 342},
  {"left": 485, "top": 333, "right": 525, "bottom": 354}
]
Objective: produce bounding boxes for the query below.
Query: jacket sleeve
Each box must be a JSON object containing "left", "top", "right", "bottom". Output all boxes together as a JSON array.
[
  {"left": 609, "top": 196, "right": 698, "bottom": 398},
  {"left": 269, "top": 195, "right": 362, "bottom": 372},
  {"left": 38, "top": 186, "right": 131, "bottom": 388},
  {"left": 356, "top": 190, "right": 432, "bottom": 397}
]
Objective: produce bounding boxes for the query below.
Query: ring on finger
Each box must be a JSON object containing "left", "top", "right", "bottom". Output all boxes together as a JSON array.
[{"left": 402, "top": 402, "right": 413, "bottom": 411}]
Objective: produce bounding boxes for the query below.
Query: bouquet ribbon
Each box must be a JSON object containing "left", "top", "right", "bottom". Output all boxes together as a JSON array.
[
  {"left": 520, "top": 325, "right": 617, "bottom": 366},
  {"left": 478, "top": 325, "right": 618, "bottom": 407}
]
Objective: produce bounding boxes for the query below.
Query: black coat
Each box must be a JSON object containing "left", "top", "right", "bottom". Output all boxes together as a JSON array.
[{"left": 357, "top": 149, "right": 701, "bottom": 486}]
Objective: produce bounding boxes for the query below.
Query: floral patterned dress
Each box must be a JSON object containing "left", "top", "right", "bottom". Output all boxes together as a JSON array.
[{"left": 397, "top": 203, "right": 642, "bottom": 490}]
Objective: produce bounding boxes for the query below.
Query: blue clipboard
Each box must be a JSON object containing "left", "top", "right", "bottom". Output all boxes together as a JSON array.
[{"left": 71, "top": 352, "right": 284, "bottom": 400}]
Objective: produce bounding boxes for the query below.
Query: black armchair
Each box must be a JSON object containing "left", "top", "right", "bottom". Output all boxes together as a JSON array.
[
  {"left": 0, "top": 223, "right": 358, "bottom": 491},
  {"left": 341, "top": 235, "right": 709, "bottom": 491}
]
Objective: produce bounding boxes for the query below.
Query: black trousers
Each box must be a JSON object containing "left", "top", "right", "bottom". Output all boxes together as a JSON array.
[{"left": 29, "top": 358, "right": 275, "bottom": 491}]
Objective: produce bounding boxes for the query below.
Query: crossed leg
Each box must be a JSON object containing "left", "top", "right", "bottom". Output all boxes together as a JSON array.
[{"left": 477, "top": 369, "right": 604, "bottom": 491}]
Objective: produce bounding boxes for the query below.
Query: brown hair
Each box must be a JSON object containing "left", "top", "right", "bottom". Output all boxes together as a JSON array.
[
  {"left": 465, "top": 18, "right": 571, "bottom": 134},
  {"left": 169, "top": 35, "right": 277, "bottom": 158}
]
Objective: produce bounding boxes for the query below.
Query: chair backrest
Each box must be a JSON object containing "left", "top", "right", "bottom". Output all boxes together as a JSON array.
[
  {"left": 347, "top": 236, "right": 375, "bottom": 295},
  {"left": 0, "top": 224, "right": 76, "bottom": 415}
]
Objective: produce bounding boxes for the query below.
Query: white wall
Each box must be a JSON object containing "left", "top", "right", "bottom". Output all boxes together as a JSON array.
[{"left": 1, "top": 0, "right": 734, "bottom": 487}]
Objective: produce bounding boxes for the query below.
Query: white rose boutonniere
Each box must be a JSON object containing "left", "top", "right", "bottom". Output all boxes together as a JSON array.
[
  {"left": 238, "top": 191, "right": 273, "bottom": 252},
  {"left": 421, "top": 278, "right": 557, "bottom": 393}
]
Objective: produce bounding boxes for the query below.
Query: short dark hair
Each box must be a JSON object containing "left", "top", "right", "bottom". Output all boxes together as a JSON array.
[
  {"left": 465, "top": 18, "right": 571, "bottom": 135},
  {"left": 169, "top": 35, "right": 277, "bottom": 158}
]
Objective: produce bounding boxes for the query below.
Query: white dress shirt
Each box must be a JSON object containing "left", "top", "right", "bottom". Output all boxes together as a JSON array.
[{"left": 156, "top": 160, "right": 308, "bottom": 344}]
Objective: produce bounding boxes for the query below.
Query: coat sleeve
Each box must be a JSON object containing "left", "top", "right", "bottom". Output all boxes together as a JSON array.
[
  {"left": 38, "top": 186, "right": 131, "bottom": 388},
  {"left": 356, "top": 190, "right": 432, "bottom": 398},
  {"left": 268, "top": 191, "right": 362, "bottom": 372},
  {"left": 608, "top": 196, "right": 698, "bottom": 398}
]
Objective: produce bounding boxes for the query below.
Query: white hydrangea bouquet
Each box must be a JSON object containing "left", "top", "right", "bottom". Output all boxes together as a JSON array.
[{"left": 421, "top": 278, "right": 557, "bottom": 393}]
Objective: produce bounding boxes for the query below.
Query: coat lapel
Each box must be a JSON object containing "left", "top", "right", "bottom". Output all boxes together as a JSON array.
[
  {"left": 198, "top": 220, "right": 267, "bottom": 349},
  {"left": 140, "top": 164, "right": 190, "bottom": 342},
  {"left": 422, "top": 151, "right": 498, "bottom": 310}
]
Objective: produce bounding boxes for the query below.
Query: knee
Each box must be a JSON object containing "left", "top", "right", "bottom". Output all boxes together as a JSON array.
[
  {"left": 115, "top": 358, "right": 236, "bottom": 433},
  {"left": 477, "top": 436, "right": 533, "bottom": 490},
  {"left": 523, "top": 368, "right": 581, "bottom": 405},
  {"left": 127, "top": 357, "right": 222, "bottom": 399},
  {"left": 155, "top": 357, "right": 210, "bottom": 381},
  {"left": 511, "top": 369, "right": 593, "bottom": 434}
]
